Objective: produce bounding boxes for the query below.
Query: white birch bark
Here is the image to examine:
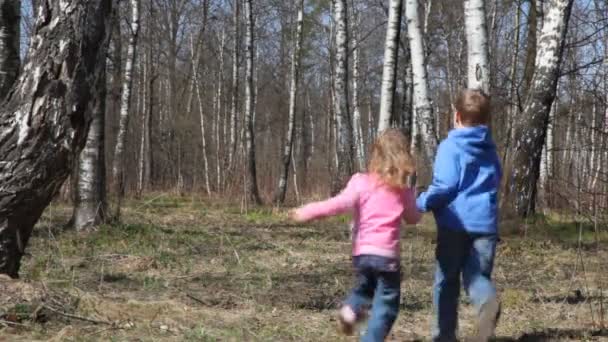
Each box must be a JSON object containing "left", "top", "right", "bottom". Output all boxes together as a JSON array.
[
  {"left": 274, "top": 0, "right": 304, "bottom": 204},
  {"left": 464, "top": 0, "right": 491, "bottom": 94},
  {"left": 228, "top": 0, "right": 240, "bottom": 169},
  {"left": 112, "top": 0, "right": 140, "bottom": 217},
  {"left": 190, "top": 35, "right": 211, "bottom": 195},
  {"left": 588, "top": 101, "right": 598, "bottom": 189},
  {"left": 593, "top": 4, "right": 608, "bottom": 190},
  {"left": 540, "top": 84, "right": 558, "bottom": 186},
  {"left": 73, "top": 58, "right": 107, "bottom": 230},
  {"left": 137, "top": 53, "right": 147, "bottom": 196},
  {"left": 244, "top": 0, "right": 261, "bottom": 204},
  {"left": 331, "top": 0, "right": 354, "bottom": 194},
  {"left": 406, "top": 0, "right": 437, "bottom": 162},
  {"left": 0, "top": 0, "right": 20, "bottom": 98},
  {"left": 351, "top": 7, "right": 365, "bottom": 171},
  {"left": 0, "top": 0, "right": 112, "bottom": 277},
  {"left": 377, "top": 0, "right": 403, "bottom": 133},
  {"left": 507, "top": 0, "right": 573, "bottom": 218},
  {"left": 215, "top": 28, "right": 226, "bottom": 190}
]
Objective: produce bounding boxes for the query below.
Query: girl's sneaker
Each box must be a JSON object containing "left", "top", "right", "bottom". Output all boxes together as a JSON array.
[{"left": 337, "top": 306, "right": 357, "bottom": 336}]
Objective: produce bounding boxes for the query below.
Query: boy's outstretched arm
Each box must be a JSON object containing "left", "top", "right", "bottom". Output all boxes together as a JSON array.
[
  {"left": 416, "top": 142, "right": 460, "bottom": 212},
  {"left": 291, "top": 174, "right": 361, "bottom": 222},
  {"left": 402, "top": 187, "right": 422, "bottom": 224}
]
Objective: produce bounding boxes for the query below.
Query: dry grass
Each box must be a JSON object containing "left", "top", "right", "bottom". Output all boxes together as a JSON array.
[{"left": 0, "top": 194, "right": 607, "bottom": 341}]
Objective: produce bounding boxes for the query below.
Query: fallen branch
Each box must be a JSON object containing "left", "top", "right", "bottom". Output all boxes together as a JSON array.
[
  {"left": 0, "top": 319, "right": 29, "bottom": 328},
  {"left": 186, "top": 293, "right": 208, "bottom": 306},
  {"left": 43, "top": 305, "right": 112, "bottom": 326}
]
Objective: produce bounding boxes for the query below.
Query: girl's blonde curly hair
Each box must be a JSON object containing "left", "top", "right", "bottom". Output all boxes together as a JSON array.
[{"left": 368, "top": 128, "right": 415, "bottom": 189}]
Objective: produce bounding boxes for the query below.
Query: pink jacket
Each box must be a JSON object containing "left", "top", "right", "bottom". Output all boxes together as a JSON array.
[{"left": 294, "top": 173, "right": 421, "bottom": 259}]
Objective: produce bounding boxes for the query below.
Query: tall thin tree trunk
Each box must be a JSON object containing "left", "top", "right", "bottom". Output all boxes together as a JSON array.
[
  {"left": 522, "top": 0, "right": 539, "bottom": 96},
  {"left": 228, "top": 0, "right": 240, "bottom": 170},
  {"left": 112, "top": 0, "right": 140, "bottom": 219},
  {"left": 331, "top": 0, "right": 353, "bottom": 195},
  {"left": 0, "top": 0, "right": 20, "bottom": 98},
  {"left": 191, "top": 35, "right": 211, "bottom": 195},
  {"left": 505, "top": 0, "right": 573, "bottom": 218},
  {"left": 274, "top": 0, "right": 304, "bottom": 204},
  {"left": 406, "top": 0, "right": 437, "bottom": 163},
  {"left": 464, "top": 0, "right": 490, "bottom": 94},
  {"left": 215, "top": 28, "right": 226, "bottom": 191},
  {"left": 352, "top": 19, "right": 365, "bottom": 171},
  {"left": 0, "top": 0, "right": 112, "bottom": 277},
  {"left": 505, "top": 0, "right": 521, "bottom": 159},
  {"left": 377, "top": 0, "right": 403, "bottom": 133},
  {"left": 137, "top": 41, "right": 149, "bottom": 195},
  {"left": 244, "top": 0, "right": 261, "bottom": 204}
]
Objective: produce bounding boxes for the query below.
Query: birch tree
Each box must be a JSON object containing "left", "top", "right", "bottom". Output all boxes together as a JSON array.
[
  {"left": 112, "top": 0, "right": 140, "bottom": 219},
  {"left": 377, "top": 0, "right": 403, "bottom": 133},
  {"left": 405, "top": 0, "right": 437, "bottom": 162},
  {"left": 244, "top": 0, "right": 261, "bottom": 204},
  {"left": 191, "top": 34, "right": 211, "bottom": 195},
  {"left": 464, "top": 0, "right": 490, "bottom": 94},
  {"left": 228, "top": 0, "right": 240, "bottom": 169},
  {"left": 506, "top": 0, "right": 573, "bottom": 218},
  {"left": 0, "top": 0, "right": 20, "bottom": 98},
  {"left": 72, "top": 58, "right": 107, "bottom": 230},
  {"left": 331, "top": 0, "right": 353, "bottom": 195},
  {"left": 215, "top": 28, "right": 226, "bottom": 190},
  {"left": 274, "top": 0, "right": 304, "bottom": 204},
  {"left": 0, "top": 0, "right": 112, "bottom": 277},
  {"left": 351, "top": 7, "right": 365, "bottom": 171}
]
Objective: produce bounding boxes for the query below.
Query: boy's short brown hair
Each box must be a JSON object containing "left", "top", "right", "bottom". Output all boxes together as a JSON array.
[{"left": 455, "top": 89, "right": 491, "bottom": 125}]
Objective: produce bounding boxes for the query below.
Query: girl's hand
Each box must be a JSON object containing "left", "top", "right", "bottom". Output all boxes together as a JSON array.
[{"left": 289, "top": 209, "right": 306, "bottom": 223}]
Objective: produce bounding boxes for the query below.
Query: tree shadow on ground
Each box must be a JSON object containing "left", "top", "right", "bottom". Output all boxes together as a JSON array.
[
  {"left": 531, "top": 289, "right": 605, "bottom": 305},
  {"left": 494, "top": 327, "right": 608, "bottom": 341}
]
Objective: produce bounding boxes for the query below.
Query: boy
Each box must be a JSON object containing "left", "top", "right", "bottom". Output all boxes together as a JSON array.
[{"left": 417, "top": 89, "right": 501, "bottom": 342}]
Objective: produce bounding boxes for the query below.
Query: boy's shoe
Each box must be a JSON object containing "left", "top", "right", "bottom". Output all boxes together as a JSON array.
[
  {"left": 475, "top": 297, "right": 500, "bottom": 341},
  {"left": 337, "top": 306, "right": 357, "bottom": 336}
]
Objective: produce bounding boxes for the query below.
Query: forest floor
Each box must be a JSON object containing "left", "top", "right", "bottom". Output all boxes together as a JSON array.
[{"left": 0, "top": 195, "right": 607, "bottom": 341}]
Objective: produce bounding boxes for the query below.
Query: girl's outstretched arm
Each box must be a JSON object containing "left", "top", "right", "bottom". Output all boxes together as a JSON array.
[{"left": 291, "top": 174, "right": 362, "bottom": 222}]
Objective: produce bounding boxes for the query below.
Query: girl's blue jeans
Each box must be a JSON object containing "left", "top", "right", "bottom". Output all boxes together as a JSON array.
[{"left": 344, "top": 254, "right": 401, "bottom": 342}]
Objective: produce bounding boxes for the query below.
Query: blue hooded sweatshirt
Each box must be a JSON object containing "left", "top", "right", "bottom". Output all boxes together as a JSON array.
[{"left": 416, "top": 125, "right": 501, "bottom": 234}]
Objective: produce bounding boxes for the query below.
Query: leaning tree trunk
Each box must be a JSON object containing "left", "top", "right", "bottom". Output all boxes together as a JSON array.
[
  {"left": 505, "top": 0, "right": 573, "bottom": 218},
  {"left": 377, "top": 0, "right": 403, "bottom": 133},
  {"left": 111, "top": 0, "right": 140, "bottom": 220},
  {"left": 0, "top": 0, "right": 112, "bottom": 277},
  {"left": 406, "top": 0, "right": 437, "bottom": 164},
  {"left": 0, "top": 0, "right": 20, "bottom": 98},
  {"left": 72, "top": 59, "right": 108, "bottom": 230},
  {"left": 244, "top": 0, "right": 261, "bottom": 205},
  {"left": 331, "top": 0, "right": 354, "bottom": 195},
  {"left": 274, "top": 0, "right": 304, "bottom": 205},
  {"left": 464, "top": 0, "right": 490, "bottom": 94}
]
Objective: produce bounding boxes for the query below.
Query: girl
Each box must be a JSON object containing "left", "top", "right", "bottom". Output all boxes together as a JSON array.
[{"left": 291, "top": 129, "right": 421, "bottom": 341}]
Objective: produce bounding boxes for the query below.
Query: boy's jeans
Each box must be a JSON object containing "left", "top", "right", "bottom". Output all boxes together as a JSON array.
[
  {"left": 345, "top": 254, "right": 401, "bottom": 342},
  {"left": 432, "top": 229, "right": 498, "bottom": 341}
]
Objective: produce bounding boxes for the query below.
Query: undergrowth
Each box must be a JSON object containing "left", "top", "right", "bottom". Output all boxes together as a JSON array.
[{"left": 0, "top": 197, "right": 605, "bottom": 341}]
